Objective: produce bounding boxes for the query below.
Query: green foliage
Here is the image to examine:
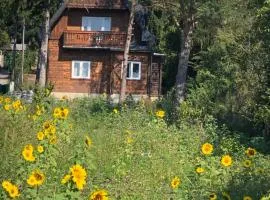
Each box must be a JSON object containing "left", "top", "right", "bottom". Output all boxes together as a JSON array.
[
  {"left": 0, "top": 31, "right": 10, "bottom": 47},
  {"left": 181, "top": 0, "right": 269, "bottom": 137},
  {"left": 4, "top": 49, "right": 37, "bottom": 73},
  {"left": 33, "top": 83, "right": 54, "bottom": 104},
  {"left": 71, "top": 95, "right": 112, "bottom": 120},
  {"left": 0, "top": 96, "right": 270, "bottom": 199}
]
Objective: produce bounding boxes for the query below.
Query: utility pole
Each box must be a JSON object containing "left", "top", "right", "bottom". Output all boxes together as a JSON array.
[
  {"left": 10, "top": 19, "right": 18, "bottom": 93},
  {"left": 21, "top": 18, "right": 25, "bottom": 85}
]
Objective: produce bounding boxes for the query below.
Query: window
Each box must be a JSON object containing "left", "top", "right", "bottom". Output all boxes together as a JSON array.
[
  {"left": 82, "top": 17, "right": 111, "bottom": 31},
  {"left": 72, "top": 61, "right": 91, "bottom": 79},
  {"left": 126, "top": 61, "right": 141, "bottom": 80}
]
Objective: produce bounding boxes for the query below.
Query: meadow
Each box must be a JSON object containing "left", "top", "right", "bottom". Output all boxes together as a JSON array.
[{"left": 0, "top": 93, "right": 270, "bottom": 200}]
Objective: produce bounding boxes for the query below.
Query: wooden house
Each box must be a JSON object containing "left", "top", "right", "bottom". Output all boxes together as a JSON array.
[{"left": 48, "top": 0, "right": 163, "bottom": 100}]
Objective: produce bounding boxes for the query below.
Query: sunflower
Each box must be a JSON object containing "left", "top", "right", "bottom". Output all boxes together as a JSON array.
[
  {"left": 37, "top": 145, "right": 44, "bottom": 153},
  {"left": 43, "top": 121, "right": 52, "bottom": 130},
  {"left": 170, "top": 176, "right": 180, "bottom": 189},
  {"left": 8, "top": 184, "right": 20, "bottom": 198},
  {"left": 70, "top": 164, "right": 87, "bottom": 190},
  {"left": 59, "top": 111, "right": 66, "bottom": 119},
  {"left": 37, "top": 132, "right": 45, "bottom": 141},
  {"left": 26, "top": 176, "right": 36, "bottom": 186},
  {"left": 2, "top": 180, "right": 12, "bottom": 191},
  {"left": 32, "top": 115, "right": 37, "bottom": 121},
  {"left": 61, "top": 174, "right": 71, "bottom": 184},
  {"left": 246, "top": 148, "right": 256, "bottom": 157},
  {"left": 53, "top": 107, "right": 61, "bottom": 118},
  {"left": 256, "top": 168, "right": 265, "bottom": 174},
  {"left": 221, "top": 155, "right": 232, "bottom": 167},
  {"left": 75, "top": 179, "right": 86, "bottom": 190},
  {"left": 36, "top": 109, "right": 42, "bottom": 116},
  {"left": 89, "top": 189, "right": 109, "bottom": 200},
  {"left": 222, "top": 192, "right": 231, "bottom": 200},
  {"left": 85, "top": 136, "right": 92, "bottom": 147},
  {"left": 209, "top": 193, "right": 217, "bottom": 200},
  {"left": 57, "top": 107, "right": 69, "bottom": 119},
  {"left": 63, "top": 108, "right": 69, "bottom": 117},
  {"left": 24, "top": 144, "right": 34, "bottom": 151},
  {"left": 4, "top": 97, "right": 11, "bottom": 103},
  {"left": 156, "top": 110, "right": 165, "bottom": 118},
  {"left": 49, "top": 136, "right": 57, "bottom": 144},
  {"left": 12, "top": 100, "right": 22, "bottom": 111},
  {"left": 44, "top": 125, "right": 56, "bottom": 138},
  {"left": 22, "top": 145, "right": 35, "bottom": 162},
  {"left": 4, "top": 104, "right": 11, "bottom": 111},
  {"left": 27, "top": 170, "right": 45, "bottom": 186},
  {"left": 61, "top": 95, "right": 68, "bottom": 100},
  {"left": 49, "top": 125, "right": 56, "bottom": 134},
  {"left": 196, "top": 167, "right": 205, "bottom": 174},
  {"left": 2, "top": 181, "right": 20, "bottom": 199},
  {"left": 201, "top": 143, "right": 213, "bottom": 155},
  {"left": 243, "top": 160, "right": 252, "bottom": 168},
  {"left": 126, "top": 136, "right": 133, "bottom": 144},
  {"left": 113, "top": 108, "right": 118, "bottom": 114},
  {"left": 243, "top": 196, "right": 252, "bottom": 200}
]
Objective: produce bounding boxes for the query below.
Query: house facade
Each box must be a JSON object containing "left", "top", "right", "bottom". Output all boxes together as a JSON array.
[{"left": 48, "top": 0, "right": 163, "bottom": 100}]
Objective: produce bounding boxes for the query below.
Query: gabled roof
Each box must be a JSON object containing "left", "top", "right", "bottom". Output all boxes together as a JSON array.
[
  {"left": 50, "top": 1, "right": 68, "bottom": 29},
  {"left": 67, "top": 0, "right": 128, "bottom": 9},
  {"left": 50, "top": 0, "right": 128, "bottom": 29}
]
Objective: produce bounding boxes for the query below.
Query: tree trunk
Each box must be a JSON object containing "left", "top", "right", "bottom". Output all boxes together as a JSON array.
[
  {"left": 119, "top": 0, "right": 136, "bottom": 103},
  {"left": 38, "top": 6, "right": 50, "bottom": 87},
  {"left": 175, "top": 21, "right": 194, "bottom": 103}
]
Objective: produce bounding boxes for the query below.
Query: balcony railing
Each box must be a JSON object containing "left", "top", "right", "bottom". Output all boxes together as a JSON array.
[
  {"left": 63, "top": 31, "right": 127, "bottom": 49},
  {"left": 67, "top": 0, "right": 127, "bottom": 9}
]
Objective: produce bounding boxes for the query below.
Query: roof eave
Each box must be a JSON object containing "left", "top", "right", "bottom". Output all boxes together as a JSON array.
[{"left": 50, "top": 1, "right": 68, "bottom": 30}]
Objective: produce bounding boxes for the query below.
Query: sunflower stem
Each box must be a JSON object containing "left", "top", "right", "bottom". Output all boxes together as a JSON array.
[{"left": 36, "top": 186, "right": 39, "bottom": 197}]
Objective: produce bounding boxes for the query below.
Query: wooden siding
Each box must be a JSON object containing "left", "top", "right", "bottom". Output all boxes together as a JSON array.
[
  {"left": 63, "top": 31, "right": 126, "bottom": 48},
  {"left": 48, "top": 40, "right": 154, "bottom": 95},
  {"left": 110, "top": 52, "right": 149, "bottom": 95},
  {"left": 50, "top": 12, "right": 68, "bottom": 39}
]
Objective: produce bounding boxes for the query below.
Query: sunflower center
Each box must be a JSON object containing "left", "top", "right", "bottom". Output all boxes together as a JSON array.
[
  {"left": 94, "top": 194, "right": 103, "bottom": 200},
  {"left": 249, "top": 150, "right": 255, "bottom": 155},
  {"left": 34, "top": 173, "right": 43, "bottom": 181}
]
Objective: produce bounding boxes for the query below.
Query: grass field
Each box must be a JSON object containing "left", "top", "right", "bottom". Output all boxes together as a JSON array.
[{"left": 0, "top": 95, "right": 270, "bottom": 200}]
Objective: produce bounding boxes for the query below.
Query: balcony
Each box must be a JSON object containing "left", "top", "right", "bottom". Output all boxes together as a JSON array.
[
  {"left": 67, "top": 0, "right": 127, "bottom": 9},
  {"left": 63, "top": 31, "right": 127, "bottom": 49}
]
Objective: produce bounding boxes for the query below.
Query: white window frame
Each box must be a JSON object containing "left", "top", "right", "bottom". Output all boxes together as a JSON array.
[
  {"left": 81, "top": 17, "right": 111, "bottom": 31},
  {"left": 71, "top": 61, "right": 91, "bottom": 79},
  {"left": 124, "top": 61, "right": 142, "bottom": 80}
]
